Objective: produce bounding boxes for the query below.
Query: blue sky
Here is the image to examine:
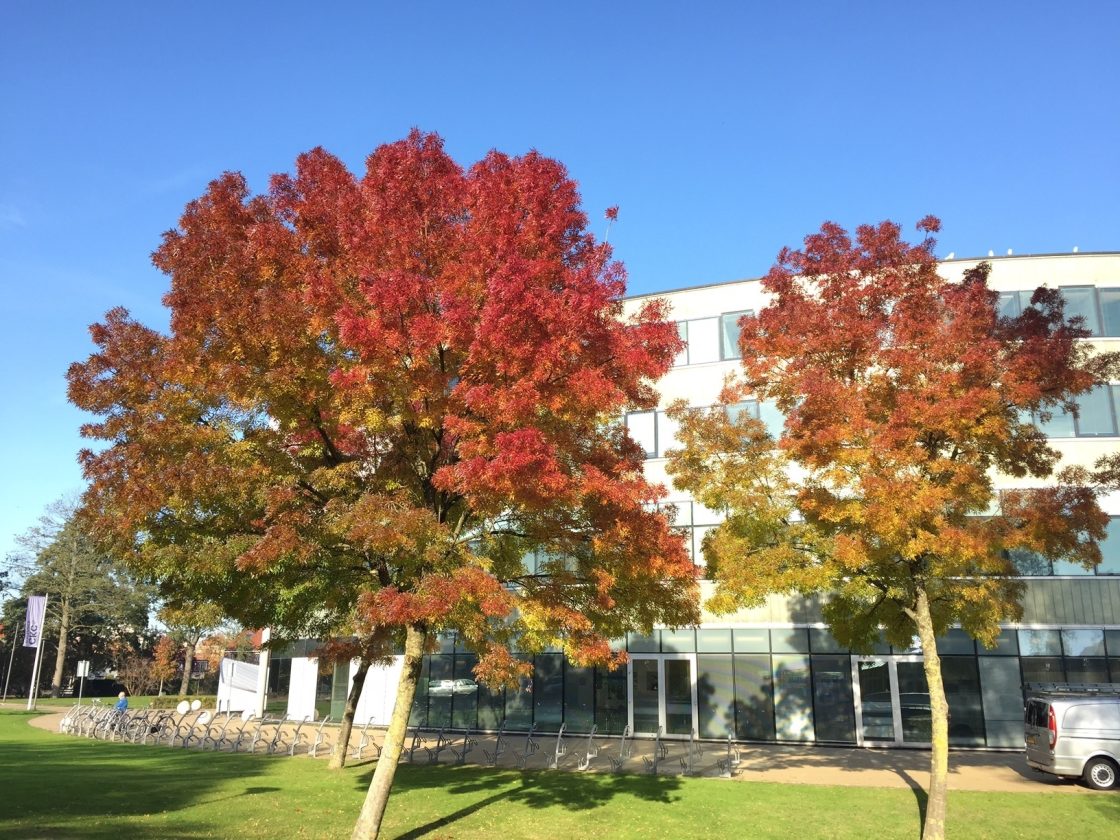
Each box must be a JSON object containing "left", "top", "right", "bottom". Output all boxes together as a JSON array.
[{"left": 2, "top": 1, "right": 1118, "bottom": 562}]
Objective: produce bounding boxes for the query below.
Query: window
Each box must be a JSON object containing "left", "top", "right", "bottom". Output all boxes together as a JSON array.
[
  {"left": 1100, "top": 289, "right": 1120, "bottom": 336},
  {"left": 1074, "top": 385, "right": 1117, "bottom": 436},
  {"left": 657, "top": 410, "right": 681, "bottom": 456},
  {"left": 1008, "top": 516, "right": 1120, "bottom": 577},
  {"left": 674, "top": 322, "right": 689, "bottom": 367},
  {"left": 1031, "top": 384, "right": 1120, "bottom": 438},
  {"left": 686, "top": 317, "right": 720, "bottom": 364},
  {"left": 625, "top": 411, "right": 656, "bottom": 457},
  {"left": 998, "top": 287, "right": 1120, "bottom": 337},
  {"left": 997, "top": 291, "right": 1034, "bottom": 320},
  {"left": 1060, "top": 286, "right": 1102, "bottom": 336},
  {"left": 720, "top": 311, "right": 750, "bottom": 360},
  {"left": 673, "top": 313, "right": 751, "bottom": 366}
]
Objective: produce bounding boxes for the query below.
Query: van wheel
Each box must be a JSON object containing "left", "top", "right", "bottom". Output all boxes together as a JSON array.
[{"left": 1083, "top": 757, "right": 1118, "bottom": 791}]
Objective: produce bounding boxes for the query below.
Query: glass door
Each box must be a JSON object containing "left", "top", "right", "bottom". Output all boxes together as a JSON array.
[
  {"left": 629, "top": 655, "right": 697, "bottom": 737},
  {"left": 631, "top": 658, "right": 660, "bottom": 734},
  {"left": 853, "top": 656, "right": 931, "bottom": 746}
]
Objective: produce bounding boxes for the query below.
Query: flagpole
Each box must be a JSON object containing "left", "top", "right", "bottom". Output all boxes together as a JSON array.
[
  {"left": 26, "top": 595, "right": 48, "bottom": 711},
  {"left": 2, "top": 621, "right": 19, "bottom": 701}
]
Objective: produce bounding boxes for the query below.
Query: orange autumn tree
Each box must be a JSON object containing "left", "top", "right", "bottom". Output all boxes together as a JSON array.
[
  {"left": 667, "top": 218, "right": 1119, "bottom": 840},
  {"left": 68, "top": 131, "right": 698, "bottom": 840}
]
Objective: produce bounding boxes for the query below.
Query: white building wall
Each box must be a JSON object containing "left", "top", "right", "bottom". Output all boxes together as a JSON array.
[
  {"left": 286, "top": 656, "right": 320, "bottom": 721},
  {"left": 353, "top": 656, "right": 405, "bottom": 725}
]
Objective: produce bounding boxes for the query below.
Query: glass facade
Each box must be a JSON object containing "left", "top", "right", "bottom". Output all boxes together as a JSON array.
[
  {"left": 387, "top": 625, "right": 1119, "bottom": 748},
  {"left": 999, "top": 286, "right": 1120, "bottom": 338}
]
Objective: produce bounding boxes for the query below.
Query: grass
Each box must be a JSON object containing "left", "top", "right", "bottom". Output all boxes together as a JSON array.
[{"left": 1, "top": 710, "right": 1117, "bottom": 839}]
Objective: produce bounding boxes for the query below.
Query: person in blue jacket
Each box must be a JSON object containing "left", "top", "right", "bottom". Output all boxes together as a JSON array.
[{"left": 114, "top": 691, "right": 128, "bottom": 712}]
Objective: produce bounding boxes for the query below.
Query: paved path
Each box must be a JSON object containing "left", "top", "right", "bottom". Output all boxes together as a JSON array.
[{"left": 15, "top": 708, "right": 1094, "bottom": 795}]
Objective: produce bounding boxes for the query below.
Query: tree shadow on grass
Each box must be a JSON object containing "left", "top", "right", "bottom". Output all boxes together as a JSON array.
[
  {"left": 0, "top": 715, "right": 279, "bottom": 834},
  {"left": 355, "top": 764, "right": 685, "bottom": 839}
]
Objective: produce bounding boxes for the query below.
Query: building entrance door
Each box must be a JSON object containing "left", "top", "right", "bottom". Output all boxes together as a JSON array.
[
  {"left": 628, "top": 655, "right": 697, "bottom": 737},
  {"left": 853, "top": 656, "right": 931, "bottom": 746}
]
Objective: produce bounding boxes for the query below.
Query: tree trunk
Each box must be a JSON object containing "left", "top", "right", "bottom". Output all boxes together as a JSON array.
[
  {"left": 49, "top": 600, "right": 71, "bottom": 697},
  {"left": 329, "top": 657, "right": 371, "bottom": 769},
  {"left": 351, "top": 624, "right": 425, "bottom": 840},
  {"left": 914, "top": 588, "right": 948, "bottom": 840},
  {"left": 179, "top": 644, "right": 194, "bottom": 697}
]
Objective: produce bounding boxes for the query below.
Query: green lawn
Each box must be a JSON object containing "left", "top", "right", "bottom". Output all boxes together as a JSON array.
[{"left": 0, "top": 710, "right": 1116, "bottom": 839}]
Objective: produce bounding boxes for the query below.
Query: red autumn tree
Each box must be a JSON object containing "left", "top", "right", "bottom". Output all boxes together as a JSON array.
[
  {"left": 68, "top": 131, "right": 698, "bottom": 840},
  {"left": 668, "top": 218, "right": 1119, "bottom": 840}
]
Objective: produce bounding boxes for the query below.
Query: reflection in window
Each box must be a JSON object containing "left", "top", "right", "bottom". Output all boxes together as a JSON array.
[
  {"left": 533, "top": 654, "right": 564, "bottom": 731},
  {"left": 773, "top": 654, "right": 814, "bottom": 741},
  {"left": 625, "top": 411, "right": 656, "bottom": 457},
  {"left": 1060, "top": 286, "right": 1101, "bottom": 336},
  {"left": 811, "top": 655, "right": 855, "bottom": 742},
  {"left": 1061, "top": 629, "right": 1106, "bottom": 656},
  {"left": 942, "top": 657, "right": 985, "bottom": 746},
  {"left": 1100, "top": 288, "right": 1120, "bottom": 336},
  {"left": 734, "top": 654, "right": 775, "bottom": 740},
  {"left": 1019, "top": 629, "right": 1062, "bottom": 656},
  {"left": 687, "top": 317, "right": 721, "bottom": 364},
  {"left": 697, "top": 654, "right": 736, "bottom": 738},
  {"left": 720, "top": 311, "right": 750, "bottom": 360},
  {"left": 674, "top": 321, "right": 689, "bottom": 367}
]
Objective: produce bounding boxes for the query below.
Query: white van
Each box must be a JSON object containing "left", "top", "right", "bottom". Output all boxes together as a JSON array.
[{"left": 1024, "top": 685, "right": 1120, "bottom": 790}]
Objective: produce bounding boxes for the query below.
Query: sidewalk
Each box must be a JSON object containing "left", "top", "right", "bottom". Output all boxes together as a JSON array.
[{"left": 20, "top": 708, "right": 1087, "bottom": 795}]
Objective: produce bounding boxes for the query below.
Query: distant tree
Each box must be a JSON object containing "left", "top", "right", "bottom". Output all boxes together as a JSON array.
[
  {"left": 158, "top": 602, "right": 224, "bottom": 697},
  {"left": 5, "top": 498, "right": 153, "bottom": 697},
  {"left": 151, "top": 635, "right": 179, "bottom": 695},
  {"left": 116, "top": 652, "right": 155, "bottom": 697},
  {"left": 668, "top": 218, "right": 1120, "bottom": 840},
  {"left": 68, "top": 131, "right": 698, "bottom": 839}
]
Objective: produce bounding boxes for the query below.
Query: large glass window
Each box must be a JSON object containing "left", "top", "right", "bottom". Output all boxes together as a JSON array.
[
  {"left": 1100, "top": 288, "right": 1120, "bottom": 336},
  {"left": 1019, "top": 629, "right": 1062, "bottom": 656},
  {"left": 595, "top": 666, "right": 628, "bottom": 734},
  {"left": 476, "top": 680, "right": 505, "bottom": 730},
  {"left": 720, "top": 311, "right": 750, "bottom": 360},
  {"left": 942, "top": 657, "right": 985, "bottom": 746},
  {"left": 625, "top": 411, "right": 657, "bottom": 457},
  {"left": 697, "top": 654, "right": 736, "bottom": 738},
  {"left": 674, "top": 321, "right": 690, "bottom": 367},
  {"left": 504, "top": 656, "right": 534, "bottom": 729},
  {"left": 733, "top": 654, "right": 775, "bottom": 740},
  {"left": 1073, "top": 386, "right": 1117, "bottom": 436},
  {"left": 698, "top": 628, "right": 733, "bottom": 652},
  {"left": 563, "top": 665, "right": 594, "bottom": 732},
  {"left": 978, "top": 656, "right": 1022, "bottom": 747},
  {"left": 1021, "top": 657, "right": 1064, "bottom": 684},
  {"left": 896, "top": 661, "right": 931, "bottom": 742},
  {"left": 1103, "top": 519, "right": 1120, "bottom": 576},
  {"left": 687, "top": 317, "right": 721, "bottom": 364},
  {"left": 427, "top": 654, "right": 454, "bottom": 729},
  {"left": 771, "top": 628, "right": 810, "bottom": 653},
  {"left": 1036, "top": 405, "right": 1076, "bottom": 438},
  {"left": 773, "top": 654, "right": 814, "bottom": 741},
  {"left": 1060, "top": 286, "right": 1102, "bottom": 336},
  {"left": 533, "top": 654, "right": 564, "bottom": 731},
  {"left": 811, "top": 655, "right": 855, "bottom": 742},
  {"left": 1065, "top": 658, "right": 1109, "bottom": 682},
  {"left": 452, "top": 654, "right": 479, "bottom": 729},
  {"left": 1062, "top": 629, "right": 1106, "bottom": 656},
  {"left": 733, "top": 628, "right": 770, "bottom": 653},
  {"left": 656, "top": 410, "right": 681, "bottom": 457}
]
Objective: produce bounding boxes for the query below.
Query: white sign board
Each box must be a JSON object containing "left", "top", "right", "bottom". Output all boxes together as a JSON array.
[{"left": 76, "top": 660, "right": 91, "bottom": 678}]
